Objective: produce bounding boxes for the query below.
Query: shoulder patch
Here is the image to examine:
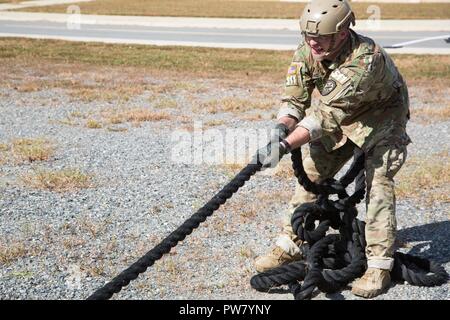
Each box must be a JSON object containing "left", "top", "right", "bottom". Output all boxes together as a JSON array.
[
  {"left": 320, "top": 79, "right": 337, "bottom": 96},
  {"left": 286, "top": 75, "right": 299, "bottom": 87},
  {"left": 287, "top": 62, "right": 302, "bottom": 75},
  {"left": 285, "top": 62, "right": 302, "bottom": 87},
  {"left": 330, "top": 69, "right": 350, "bottom": 85}
]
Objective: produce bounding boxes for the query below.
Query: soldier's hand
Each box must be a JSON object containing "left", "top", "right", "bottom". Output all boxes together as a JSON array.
[
  {"left": 255, "top": 139, "right": 291, "bottom": 169},
  {"left": 271, "top": 123, "right": 290, "bottom": 142},
  {"left": 252, "top": 123, "right": 291, "bottom": 169}
]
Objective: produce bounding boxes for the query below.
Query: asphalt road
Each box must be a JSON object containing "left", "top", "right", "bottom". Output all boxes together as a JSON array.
[{"left": 1, "top": 20, "right": 449, "bottom": 51}]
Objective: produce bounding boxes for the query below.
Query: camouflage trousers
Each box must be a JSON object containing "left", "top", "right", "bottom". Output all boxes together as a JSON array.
[{"left": 279, "top": 138, "right": 407, "bottom": 270}]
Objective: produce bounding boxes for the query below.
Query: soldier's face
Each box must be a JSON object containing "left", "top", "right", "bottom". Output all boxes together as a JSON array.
[
  {"left": 305, "top": 30, "right": 348, "bottom": 61},
  {"left": 305, "top": 35, "right": 334, "bottom": 60}
]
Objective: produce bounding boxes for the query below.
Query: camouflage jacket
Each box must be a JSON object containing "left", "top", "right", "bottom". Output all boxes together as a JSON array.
[{"left": 278, "top": 29, "right": 411, "bottom": 152}]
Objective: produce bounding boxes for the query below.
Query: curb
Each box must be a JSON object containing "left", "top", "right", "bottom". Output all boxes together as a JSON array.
[{"left": 0, "top": 12, "right": 450, "bottom": 32}]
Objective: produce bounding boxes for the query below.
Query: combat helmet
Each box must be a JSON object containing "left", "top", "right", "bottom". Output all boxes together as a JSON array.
[{"left": 300, "top": 0, "right": 355, "bottom": 37}]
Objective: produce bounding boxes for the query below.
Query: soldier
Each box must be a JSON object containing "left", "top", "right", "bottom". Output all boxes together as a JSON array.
[{"left": 254, "top": 0, "right": 411, "bottom": 298}]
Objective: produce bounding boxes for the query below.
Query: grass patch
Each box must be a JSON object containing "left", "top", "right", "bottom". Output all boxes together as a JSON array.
[
  {"left": 11, "top": 138, "right": 54, "bottom": 163},
  {"left": 18, "top": 0, "right": 450, "bottom": 19},
  {"left": 103, "top": 107, "right": 172, "bottom": 124},
  {"left": 411, "top": 105, "right": 450, "bottom": 124},
  {"left": 0, "top": 242, "right": 27, "bottom": 265},
  {"left": 0, "top": 38, "right": 291, "bottom": 81},
  {"left": 0, "top": 143, "right": 8, "bottom": 165},
  {"left": 86, "top": 119, "right": 103, "bottom": 129},
  {"left": 204, "top": 119, "right": 226, "bottom": 127},
  {"left": 272, "top": 159, "right": 294, "bottom": 180},
  {"left": 58, "top": 108, "right": 172, "bottom": 130},
  {"left": 194, "top": 97, "right": 276, "bottom": 114},
  {"left": 23, "top": 168, "right": 93, "bottom": 192},
  {"left": 239, "top": 114, "right": 264, "bottom": 121},
  {"left": 396, "top": 151, "right": 450, "bottom": 205},
  {"left": 69, "top": 85, "right": 144, "bottom": 102},
  {"left": 81, "top": 263, "right": 105, "bottom": 277},
  {"left": 0, "top": 143, "right": 9, "bottom": 151},
  {"left": 0, "top": 38, "right": 448, "bottom": 85},
  {"left": 62, "top": 236, "right": 87, "bottom": 249},
  {"left": 0, "top": 242, "right": 41, "bottom": 265},
  {"left": 392, "top": 55, "right": 450, "bottom": 82},
  {"left": 152, "top": 97, "right": 178, "bottom": 109},
  {"left": 216, "top": 190, "right": 291, "bottom": 224},
  {"left": 9, "top": 270, "right": 34, "bottom": 279}
]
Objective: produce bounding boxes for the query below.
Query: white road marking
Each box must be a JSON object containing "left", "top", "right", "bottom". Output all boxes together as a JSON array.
[{"left": 387, "top": 35, "right": 450, "bottom": 48}]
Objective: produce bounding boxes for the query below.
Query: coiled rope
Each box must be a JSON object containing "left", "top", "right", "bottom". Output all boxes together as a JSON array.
[
  {"left": 87, "top": 145, "right": 448, "bottom": 300},
  {"left": 250, "top": 147, "right": 449, "bottom": 299}
]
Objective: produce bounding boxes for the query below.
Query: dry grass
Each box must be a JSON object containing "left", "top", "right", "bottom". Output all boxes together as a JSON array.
[
  {"left": 0, "top": 242, "right": 27, "bottom": 265},
  {"left": 79, "top": 216, "right": 108, "bottom": 238},
  {"left": 0, "top": 241, "right": 41, "bottom": 266},
  {"left": 0, "top": 143, "right": 9, "bottom": 152},
  {"left": 0, "top": 39, "right": 448, "bottom": 87},
  {"left": 86, "top": 119, "right": 103, "bottom": 129},
  {"left": 239, "top": 114, "right": 264, "bottom": 121},
  {"left": 411, "top": 105, "right": 450, "bottom": 124},
  {"left": 19, "top": 0, "right": 450, "bottom": 19},
  {"left": 14, "top": 81, "right": 42, "bottom": 93},
  {"left": 218, "top": 163, "right": 247, "bottom": 178},
  {"left": 81, "top": 263, "right": 105, "bottom": 277},
  {"left": 0, "top": 143, "right": 9, "bottom": 165},
  {"left": 5, "top": 76, "right": 148, "bottom": 103},
  {"left": 152, "top": 97, "right": 178, "bottom": 109},
  {"left": 11, "top": 138, "right": 54, "bottom": 163},
  {"left": 103, "top": 107, "right": 172, "bottom": 124},
  {"left": 69, "top": 85, "right": 144, "bottom": 103},
  {"left": 22, "top": 168, "right": 94, "bottom": 192},
  {"left": 194, "top": 97, "right": 276, "bottom": 114},
  {"left": 392, "top": 55, "right": 450, "bottom": 83},
  {"left": 272, "top": 159, "right": 294, "bottom": 180},
  {"left": 57, "top": 107, "right": 172, "bottom": 130},
  {"left": 204, "top": 119, "right": 226, "bottom": 127},
  {"left": 208, "top": 188, "right": 291, "bottom": 226},
  {"left": 396, "top": 151, "right": 450, "bottom": 205},
  {"left": 0, "top": 38, "right": 292, "bottom": 82},
  {"left": 62, "top": 236, "right": 87, "bottom": 250},
  {"left": 239, "top": 246, "right": 256, "bottom": 259},
  {"left": 155, "top": 257, "right": 180, "bottom": 278},
  {"left": 151, "top": 82, "right": 205, "bottom": 95}
]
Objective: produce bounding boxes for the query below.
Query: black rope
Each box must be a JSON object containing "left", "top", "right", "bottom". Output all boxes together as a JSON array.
[
  {"left": 86, "top": 141, "right": 448, "bottom": 300},
  {"left": 250, "top": 147, "right": 449, "bottom": 299},
  {"left": 87, "top": 162, "right": 262, "bottom": 300}
]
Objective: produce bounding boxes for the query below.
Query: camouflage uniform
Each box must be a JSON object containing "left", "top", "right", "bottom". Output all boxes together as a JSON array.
[{"left": 277, "top": 30, "right": 411, "bottom": 270}]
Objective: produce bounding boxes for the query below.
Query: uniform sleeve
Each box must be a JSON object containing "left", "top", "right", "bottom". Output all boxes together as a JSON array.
[
  {"left": 277, "top": 45, "right": 314, "bottom": 121},
  {"left": 299, "top": 51, "right": 385, "bottom": 140}
]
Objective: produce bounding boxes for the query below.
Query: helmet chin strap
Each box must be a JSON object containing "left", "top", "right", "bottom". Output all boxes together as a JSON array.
[
  {"left": 309, "top": 31, "right": 347, "bottom": 62},
  {"left": 322, "top": 33, "right": 338, "bottom": 58}
]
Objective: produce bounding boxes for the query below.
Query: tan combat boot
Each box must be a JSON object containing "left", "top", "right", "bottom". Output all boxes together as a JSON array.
[
  {"left": 254, "top": 235, "right": 303, "bottom": 273},
  {"left": 351, "top": 267, "right": 391, "bottom": 298}
]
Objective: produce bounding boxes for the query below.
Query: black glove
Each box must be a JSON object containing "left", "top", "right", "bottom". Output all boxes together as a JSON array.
[
  {"left": 257, "top": 139, "right": 292, "bottom": 168},
  {"left": 254, "top": 123, "right": 292, "bottom": 169},
  {"left": 272, "top": 123, "right": 290, "bottom": 142}
]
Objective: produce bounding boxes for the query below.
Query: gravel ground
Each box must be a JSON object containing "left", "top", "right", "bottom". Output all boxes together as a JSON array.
[{"left": 0, "top": 73, "right": 448, "bottom": 300}]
